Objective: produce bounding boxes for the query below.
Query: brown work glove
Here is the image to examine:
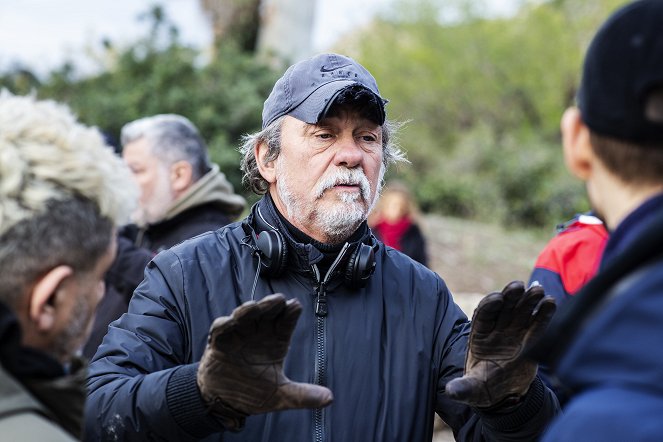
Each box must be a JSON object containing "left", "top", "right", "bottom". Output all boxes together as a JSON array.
[
  {"left": 445, "top": 281, "right": 555, "bottom": 409},
  {"left": 197, "top": 294, "right": 333, "bottom": 430}
]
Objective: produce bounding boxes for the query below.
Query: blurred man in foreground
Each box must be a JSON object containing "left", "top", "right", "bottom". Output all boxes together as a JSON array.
[
  {"left": 0, "top": 92, "right": 136, "bottom": 439},
  {"left": 533, "top": 1, "right": 663, "bottom": 439}
]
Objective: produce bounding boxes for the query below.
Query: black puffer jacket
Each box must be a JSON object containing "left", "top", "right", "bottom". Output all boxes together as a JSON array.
[{"left": 86, "top": 196, "right": 558, "bottom": 441}]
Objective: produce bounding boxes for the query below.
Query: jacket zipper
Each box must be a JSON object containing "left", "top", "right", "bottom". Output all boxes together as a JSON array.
[
  {"left": 313, "top": 309, "right": 327, "bottom": 442},
  {"left": 311, "top": 243, "right": 351, "bottom": 442}
]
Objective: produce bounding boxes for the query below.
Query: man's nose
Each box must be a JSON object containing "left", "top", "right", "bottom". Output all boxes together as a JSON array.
[{"left": 334, "top": 136, "right": 362, "bottom": 168}]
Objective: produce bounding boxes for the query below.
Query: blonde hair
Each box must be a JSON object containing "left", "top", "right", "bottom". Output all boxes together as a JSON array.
[
  {"left": 0, "top": 91, "right": 137, "bottom": 236},
  {"left": 376, "top": 180, "right": 420, "bottom": 219}
]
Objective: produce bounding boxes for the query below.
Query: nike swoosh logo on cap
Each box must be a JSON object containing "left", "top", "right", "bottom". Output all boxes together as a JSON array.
[{"left": 320, "top": 63, "right": 352, "bottom": 73}]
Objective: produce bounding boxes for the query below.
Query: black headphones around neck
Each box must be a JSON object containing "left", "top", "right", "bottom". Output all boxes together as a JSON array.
[{"left": 242, "top": 210, "right": 377, "bottom": 289}]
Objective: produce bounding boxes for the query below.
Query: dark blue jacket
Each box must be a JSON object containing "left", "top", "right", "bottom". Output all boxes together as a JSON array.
[
  {"left": 86, "top": 197, "right": 558, "bottom": 441},
  {"left": 542, "top": 193, "right": 663, "bottom": 441}
]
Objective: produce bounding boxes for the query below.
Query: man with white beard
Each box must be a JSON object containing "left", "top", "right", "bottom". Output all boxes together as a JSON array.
[{"left": 85, "top": 53, "right": 559, "bottom": 441}]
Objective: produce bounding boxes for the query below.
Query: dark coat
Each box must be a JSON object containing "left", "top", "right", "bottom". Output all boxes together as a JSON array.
[
  {"left": 84, "top": 164, "right": 247, "bottom": 359},
  {"left": 542, "top": 194, "right": 663, "bottom": 440},
  {"left": 86, "top": 197, "right": 558, "bottom": 442},
  {"left": 129, "top": 203, "right": 236, "bottom": 253},
  {"left": 81, "top": 235, "right": 154, "bottom": 358},
  {"left": 82, "top": 203, "right": 240, "bottom": 359},
  {"left": 0, "top": 302, "right": 84, "bottom": 440}
]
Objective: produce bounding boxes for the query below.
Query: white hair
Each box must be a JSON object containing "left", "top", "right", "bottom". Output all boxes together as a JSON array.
[
  {"left": 0, "top": 91, "right": 138, "bottom": 236},
  {"left": 120, "top": 113, "right": 211, "bottom": 180}
]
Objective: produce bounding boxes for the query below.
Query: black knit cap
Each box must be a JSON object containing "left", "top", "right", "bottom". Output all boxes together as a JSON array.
[
  {"left": 261, "top": 53, "right": 387, "bottom": 129},
  {"left": 578, "top": 0, "right": 663, "bottom": 144}
]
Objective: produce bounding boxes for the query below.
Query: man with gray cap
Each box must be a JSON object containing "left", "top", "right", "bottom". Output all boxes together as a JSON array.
[
  {"left": 529, "top": 1, "right": 663, "bottom": 440},
  {"left": 86, "top": 53, "right": 559, "bottom": 441}
]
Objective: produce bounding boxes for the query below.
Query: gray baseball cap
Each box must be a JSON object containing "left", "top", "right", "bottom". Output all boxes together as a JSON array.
[{"left": 261, "top": 53, "right": 387, "bottom": 129}]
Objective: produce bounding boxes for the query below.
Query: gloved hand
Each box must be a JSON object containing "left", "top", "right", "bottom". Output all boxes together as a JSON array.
[
  {"left": 445, "top": 281, "right": 555, "bottom": 409},
  {"left": 197, "top": 293, "right": 333, "bottom": 430}
]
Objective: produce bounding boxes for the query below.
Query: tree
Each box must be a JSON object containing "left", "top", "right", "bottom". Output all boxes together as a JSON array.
[
  {"left": 0, "top": 0, "right": 632, "bottom": 228},
  {"left": 337, "top": 0, "right": 628, "bottom": 226},
  {"left": 1, "top": 6, "right": 279, "bottom": 200},
  {"left": 200, "top": 0, "right": 262, "bottom": 53}
]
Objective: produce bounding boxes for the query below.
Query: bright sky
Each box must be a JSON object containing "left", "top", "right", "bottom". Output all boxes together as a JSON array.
[
  {"left": 0, "top": 0, "right": 384, "bottom": 75},
  {"left": 0, "top": 0, "right": 518, "bottom": 76}
]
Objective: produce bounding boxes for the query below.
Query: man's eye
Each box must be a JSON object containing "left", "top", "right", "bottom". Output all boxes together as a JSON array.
[
  {"left": 317, "top": 133, "right": 334, "bottom": 140},
  {"left": 360, "top": 135, "right": 377, "bottom": 142}
]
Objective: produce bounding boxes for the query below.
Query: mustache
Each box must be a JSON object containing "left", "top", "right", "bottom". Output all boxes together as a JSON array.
[{"left": 314, "top": 168, "right": 371, "bottom": 200}]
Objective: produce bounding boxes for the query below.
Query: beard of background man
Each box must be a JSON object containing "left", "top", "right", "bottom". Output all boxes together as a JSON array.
[{"left": 133, "top": 162, "right": 176, "bottom": 227}]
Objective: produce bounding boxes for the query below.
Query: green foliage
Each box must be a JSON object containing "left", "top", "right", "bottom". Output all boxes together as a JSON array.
[
  {"left": 0, "top": 0, "right": 630, "bottom": 228},
  {"left": 0, "top": 5, "right": 279, "bottom": 197},
  {"left": 397, "top": 123, "right": 588, "bottom": 226},
  {"left": 337, "top": 0, "right": 626, "bottom": 227}
]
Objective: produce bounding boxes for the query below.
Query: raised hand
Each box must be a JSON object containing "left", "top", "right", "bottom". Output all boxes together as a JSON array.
[
  {"left": 197, "top": 294, "right": 333, "bottom": 430},
  {"left": 445, "top": 281, "right": 555, "bottom": 409}
]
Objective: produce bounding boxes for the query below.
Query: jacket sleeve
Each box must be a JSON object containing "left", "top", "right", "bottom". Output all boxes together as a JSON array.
[
  {"left": 435, "top": 291, "right": 560, "bottom": 441},
  {"left": 85, "top": 251, "right": 222, "bottom": 441}
]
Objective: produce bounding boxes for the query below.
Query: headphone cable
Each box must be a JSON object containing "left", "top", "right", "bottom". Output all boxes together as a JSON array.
[{"left": 250, "top": 253, "right": 262, "bottom": 301}]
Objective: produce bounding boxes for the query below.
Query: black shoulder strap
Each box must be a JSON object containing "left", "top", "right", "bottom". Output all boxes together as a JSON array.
[{"left": 529, "top": 206, "right": 663, "bottom": 368}]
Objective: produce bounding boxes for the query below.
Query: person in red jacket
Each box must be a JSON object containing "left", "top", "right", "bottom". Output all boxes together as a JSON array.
[
  {"left": 529, "top": 212, "right": 608, "bottom": 305},
  {"left": 370, "top": 181, "right": 428, "bottom": 266}
]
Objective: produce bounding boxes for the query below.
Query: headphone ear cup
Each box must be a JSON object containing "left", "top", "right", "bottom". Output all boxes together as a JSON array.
[
  {"left": 345, "top": 244, "right": 376, "bottom": 288},
  {"left": 255, "top": 229, "right": 288, "bottom": 277}
]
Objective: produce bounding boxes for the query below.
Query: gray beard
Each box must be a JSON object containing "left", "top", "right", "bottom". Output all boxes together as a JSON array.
[{"left": 276, "top": 165, "right": 384, "bottom": 244}]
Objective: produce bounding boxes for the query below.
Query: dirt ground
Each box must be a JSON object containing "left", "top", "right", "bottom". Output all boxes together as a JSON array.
[
  {"left": 418, "top": 214, "right": 552, "bottom": 441},
  {"left": 421, "top": 214, "right": 550, "bottom": 297}
]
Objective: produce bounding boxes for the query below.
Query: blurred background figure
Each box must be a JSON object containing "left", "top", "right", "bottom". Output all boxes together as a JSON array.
[
  {"left": 82, "top": 114, "right": 247, "bottom": 359},
  {"left": 370, "top": 180, "right": 428, "bottom": 266},
  {"left": 529, "top": 212, "right": 608, "bottom": 305},
  {"left": 0, "top": 91, "right": 136, "bottom": 440},
  {"left": 120, "top": 113, "right": 247, "bottom": 251}
]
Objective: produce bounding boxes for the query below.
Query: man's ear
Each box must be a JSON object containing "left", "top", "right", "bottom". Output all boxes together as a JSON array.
[
  {"left": 170, "top": 160, "right": 194, "bottom": 193},
  {"left": 561, "top": 107, "right": 594, "bottom": 181},
  {"left": 29, "top": 265, "right": 73, "bottom": 332},
  {"left": 255, "top": 141, "right": 276, "bottom": 184}
]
